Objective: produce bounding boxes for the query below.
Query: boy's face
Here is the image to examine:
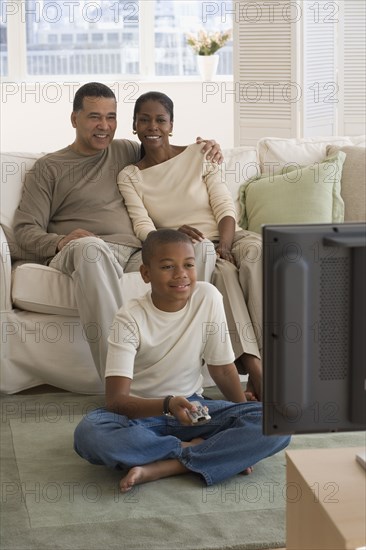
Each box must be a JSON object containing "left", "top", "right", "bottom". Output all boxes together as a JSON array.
[{"left": 140, "top": 241, "right": 197, "bottom": 312}]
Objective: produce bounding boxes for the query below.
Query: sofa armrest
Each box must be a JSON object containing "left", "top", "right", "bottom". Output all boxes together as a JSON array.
[{"left": 0, "top": 225, "right": 13, "bottom": 312}]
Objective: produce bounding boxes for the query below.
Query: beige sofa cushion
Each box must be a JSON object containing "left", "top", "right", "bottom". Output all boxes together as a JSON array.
[
  {"left": 222, "top": 146, "right": 259, "bottom": 219},
  {"left": 326, "top": 145, "right": 366, "bottom": 222},
  {"left": 12, "top": 263, "right": 149, "bottom": 315},
  {"left": 0, "top": 152, "right": 43, "bottom": 261},
  {"left": 258, "top": 135, "right": 365, "bottom": 175}
]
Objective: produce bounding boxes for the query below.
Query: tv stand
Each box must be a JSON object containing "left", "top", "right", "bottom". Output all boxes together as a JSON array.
[
  {"left": 356, "top": 449, "right": 366, "bottom": 470},
  {"left": 286, "top": 447, "right": 366, "bottom": 550}
]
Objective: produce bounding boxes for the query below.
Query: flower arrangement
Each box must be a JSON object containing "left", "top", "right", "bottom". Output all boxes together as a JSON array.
[{"left": 186, "top": 29, "right": 232, "bottom": 56}]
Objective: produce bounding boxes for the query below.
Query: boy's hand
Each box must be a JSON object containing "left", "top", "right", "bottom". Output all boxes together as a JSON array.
[
  {"left": 168, "top": 396, "right": 200, "bottom": 425},
  {"left": 196, "top": 137, "right": 224, "bottom": 164}
]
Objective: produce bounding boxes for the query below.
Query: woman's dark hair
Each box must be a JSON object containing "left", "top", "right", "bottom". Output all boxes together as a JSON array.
[
  {"left": 73, "top": 82, "right": 116, "bottom": 112},
  {"left": 133, "top": 91, "right": 174, "bottom": 161},
  {"left": 133, "top": 91, "right": 174, "bottom": 126}
]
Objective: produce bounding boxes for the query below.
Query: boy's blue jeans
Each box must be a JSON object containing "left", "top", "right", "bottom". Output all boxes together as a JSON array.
[{"left": 74, "top": 396, "right": 290, "bottom": 486}]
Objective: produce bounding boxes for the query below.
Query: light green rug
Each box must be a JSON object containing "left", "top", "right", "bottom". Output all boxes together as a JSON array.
[{"left": 1, "top": 391, "right": 365, "bottom": 550}]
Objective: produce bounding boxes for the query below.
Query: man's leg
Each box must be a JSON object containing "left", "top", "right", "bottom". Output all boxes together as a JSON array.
[{"left": 50, "top": 237, "right": 138, "bottom": 379}]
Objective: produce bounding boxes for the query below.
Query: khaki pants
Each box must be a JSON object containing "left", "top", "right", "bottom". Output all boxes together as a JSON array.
[
  {"left": 50, "top": 237, "right": 140, "bottom": 380},
  {"left": 212, "top": 230, "right": 262, "bottom": 360}
]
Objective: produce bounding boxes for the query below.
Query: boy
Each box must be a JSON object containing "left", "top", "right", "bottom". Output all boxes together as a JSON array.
[{"left": 74, "top": 230, "right": 290, "bottom": 492}]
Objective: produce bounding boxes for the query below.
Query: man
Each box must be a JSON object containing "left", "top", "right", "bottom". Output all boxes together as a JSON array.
[{"left": 13, "top": 82, "right": 223, "bottom": 380}]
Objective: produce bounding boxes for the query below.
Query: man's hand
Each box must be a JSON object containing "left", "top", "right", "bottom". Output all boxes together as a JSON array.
[
  {"left": 178, "top": 224, "right": 205, "bottom": 243},
  {"left": 196, "top": 137, "right": 224, "bottom": 164},
  {"left": 57, "top": 229, "right": 98, "bottom": 251}
]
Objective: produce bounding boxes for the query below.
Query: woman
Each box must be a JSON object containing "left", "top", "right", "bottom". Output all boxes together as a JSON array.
[{"left": 117, "top": 91, "right": 262, "bottom": 399}]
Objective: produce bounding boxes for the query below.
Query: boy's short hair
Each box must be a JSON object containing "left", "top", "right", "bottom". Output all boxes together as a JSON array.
[{"left": 142, "top": 230, "right": 193, "bottom": 265}]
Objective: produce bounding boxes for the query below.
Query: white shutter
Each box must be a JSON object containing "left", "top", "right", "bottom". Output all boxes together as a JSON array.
[
  {"left": 234, "top": 0, "right": 298, "bottom": 145},
  {"left": 234, "top": 0, "right": 365, "bottom": 143},
  {"left": 303, "top": 0, "right": 338, "bottom": 137},
  {"left": 339, "top": 0, "right": 366, "bottom": 135}
]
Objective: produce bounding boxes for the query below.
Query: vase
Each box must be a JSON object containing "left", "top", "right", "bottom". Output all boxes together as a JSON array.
[{"left": 196, "top": 54, "right": 219, "bottom": 82}]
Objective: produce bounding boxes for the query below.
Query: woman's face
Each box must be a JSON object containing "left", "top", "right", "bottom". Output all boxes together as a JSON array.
[{"left": 134, "top": 100, "right": 173, "bottom": 150}]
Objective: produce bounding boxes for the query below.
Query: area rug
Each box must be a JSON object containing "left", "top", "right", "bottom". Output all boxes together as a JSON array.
[{"left": 1, "top": 391, "right": 365, "bottom": 550}]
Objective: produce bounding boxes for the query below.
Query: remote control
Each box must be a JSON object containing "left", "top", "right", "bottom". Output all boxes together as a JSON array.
[{"left": 187, "top": 401, "right": 211, "bottom": 424}]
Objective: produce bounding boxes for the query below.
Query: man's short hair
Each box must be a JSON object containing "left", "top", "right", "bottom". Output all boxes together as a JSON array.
[
  {"left": 142, "top": 230, "right": 193, "bottom": 265},
  {"left": 73, "top": 82, "right": 116, "bottom": 112}
]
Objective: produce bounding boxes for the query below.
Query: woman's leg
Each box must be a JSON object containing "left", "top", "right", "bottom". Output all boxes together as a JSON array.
[
  {"left": 231, "top": 230, "right": 263, "bottom": 353},
  {"left": 211, "top": 258, "right": 260, "bottom": 359},
  {"left": 193, "top": 238, "right": 217, "bottom": 281}
]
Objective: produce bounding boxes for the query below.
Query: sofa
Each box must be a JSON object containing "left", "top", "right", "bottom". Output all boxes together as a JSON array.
[{"left": 1, "top": 136, "right": 365, "bottom": 394}]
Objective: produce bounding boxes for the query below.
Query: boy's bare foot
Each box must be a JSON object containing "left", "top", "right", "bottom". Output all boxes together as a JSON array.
[
  {"left": 120, "top": 438, "right": 204, "bottom": 492},
  {"left": 241, "top": 466, "right": 254, "bottom": 475},
  {"left": 120, "top": 460, "right": 188, "bottom": 493},
  {"left": 181, "top": 437, "right": 204, "bottom": 447}
]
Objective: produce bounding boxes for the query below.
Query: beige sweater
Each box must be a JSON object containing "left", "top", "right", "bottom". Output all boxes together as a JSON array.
[
  {"left": 13, "top": 140, "right": 140, "bottom": 263},
  {"left": 117, "top": 143, "right": 240, "bottom": 242}
]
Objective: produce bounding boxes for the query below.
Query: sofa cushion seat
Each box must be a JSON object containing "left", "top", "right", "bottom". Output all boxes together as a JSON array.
[
  {"left": 12, "top": 263, "right": 79, "bottom": 315},
  {"left": 12, "top": 263, "right": 150, "bottom": 316}
]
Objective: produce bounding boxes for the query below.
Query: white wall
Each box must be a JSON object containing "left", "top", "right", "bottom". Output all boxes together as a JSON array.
[{"left": 1, "top": 80, "right": 234, "bottom": 152}]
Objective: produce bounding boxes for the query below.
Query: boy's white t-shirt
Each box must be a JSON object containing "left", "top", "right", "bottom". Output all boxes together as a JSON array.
[{"left": 105, "top": 282, "right": 235, "bottom": 398}]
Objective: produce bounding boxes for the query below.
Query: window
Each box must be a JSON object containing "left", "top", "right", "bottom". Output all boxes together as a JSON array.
[
  {"left": 0, "top": 0, "right": 233, "bottom": 78},
  {"left": 0, "top": 1, "right": 7, "bottom": 76}
]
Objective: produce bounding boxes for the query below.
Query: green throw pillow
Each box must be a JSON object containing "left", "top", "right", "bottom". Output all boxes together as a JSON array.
[{"left": 239, "top": 151, "right": 346, "bottom": 234}]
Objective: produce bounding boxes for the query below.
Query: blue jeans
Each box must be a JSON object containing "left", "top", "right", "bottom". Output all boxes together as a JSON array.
[{"left": 74, "top": 395, "right": 290, "bottom": 486}]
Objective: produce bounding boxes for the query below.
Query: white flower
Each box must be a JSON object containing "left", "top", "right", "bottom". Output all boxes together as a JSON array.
[{"left": 186, "top": 29, "right": 232, "bottom": 56}]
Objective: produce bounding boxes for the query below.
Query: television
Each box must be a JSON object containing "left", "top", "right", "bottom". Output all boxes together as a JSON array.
[{"left": 262, "top": 222, "right": 366, "bottom": 436}]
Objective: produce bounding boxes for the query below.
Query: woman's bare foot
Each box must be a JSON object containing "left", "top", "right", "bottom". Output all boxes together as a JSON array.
[{"left": 237, "top": 354, "right": 262, "bottom": 401}]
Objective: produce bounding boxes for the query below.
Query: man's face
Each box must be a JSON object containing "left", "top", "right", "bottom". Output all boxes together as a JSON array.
[{"left": 71, "top": 96, "right": 117, "bottom": 155}]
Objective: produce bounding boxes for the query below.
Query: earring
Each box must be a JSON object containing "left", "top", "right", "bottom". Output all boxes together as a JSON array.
[
  {"left": 169, "top": 132, "right": 173, "bottom": 137},
  {"left": 133, "top": 130, "right": 137, "bottom": 135}
]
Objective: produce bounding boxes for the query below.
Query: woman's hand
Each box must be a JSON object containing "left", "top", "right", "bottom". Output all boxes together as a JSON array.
[
  {"left": 215, "top": 243, "right": 236, "bottom": 265},
  {"left": 178, "top": 225, "right": 205, "bottom": 243},
  {"left": 196, "top": 137, "right": 224, "bottom": 164}
]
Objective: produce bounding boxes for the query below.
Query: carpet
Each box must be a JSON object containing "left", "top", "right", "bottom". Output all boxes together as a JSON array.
[{"left": 1, "top": 391, "right": 365, "bottom": 550}]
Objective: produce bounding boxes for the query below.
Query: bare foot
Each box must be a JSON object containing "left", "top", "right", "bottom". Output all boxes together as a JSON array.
[
  {"left": 241, "top": 466, "right": 254, "bottom": 475},
  {"left": 120, "top": 459, "right": 188, "bottom": 493},
  {"left": 237, "top": 354, "right": 262, "bottom": 401},
  {"left": 181, "top": 437, "right": 204, "bottom": 448},
  {"left": 244, "top": 391, "right": 257, "bottom": 401}
]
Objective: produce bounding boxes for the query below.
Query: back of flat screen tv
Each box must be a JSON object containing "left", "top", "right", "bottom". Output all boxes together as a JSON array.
[{"left": 262, "top": 222, "right": 366, "bottom": 435}]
